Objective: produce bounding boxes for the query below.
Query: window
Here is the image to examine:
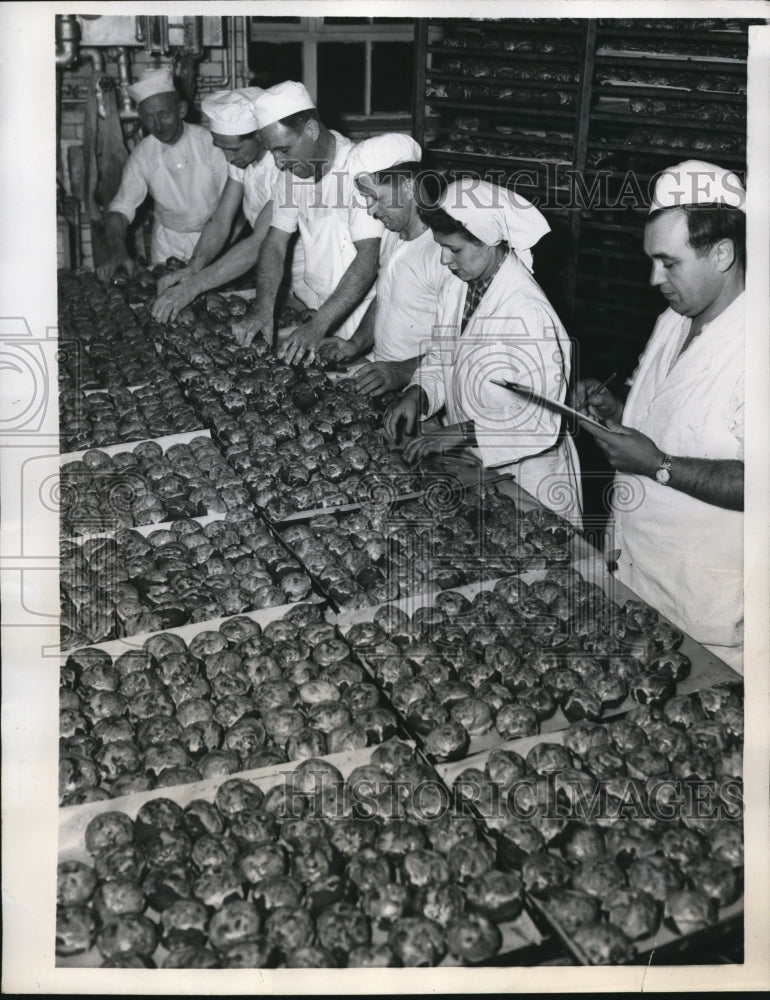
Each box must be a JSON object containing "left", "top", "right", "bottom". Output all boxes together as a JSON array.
[{"left": 247, "top": 16, "right": 415, "bottom": 129}]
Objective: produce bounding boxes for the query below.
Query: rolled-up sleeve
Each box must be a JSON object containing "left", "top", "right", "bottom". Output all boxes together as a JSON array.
[{"left": 108, "top": 148, "right": 149, "bottom": 224}]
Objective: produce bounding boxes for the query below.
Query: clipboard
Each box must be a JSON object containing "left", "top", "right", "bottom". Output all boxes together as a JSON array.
[{"left": 490, "top": 378, "right": 610, "bottom": 431}]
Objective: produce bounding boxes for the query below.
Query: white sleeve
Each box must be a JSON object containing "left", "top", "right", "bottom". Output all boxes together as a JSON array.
[
  {"left": 108, "top": 147, "right": 150, "bottom": 224},
  {"left": 270, "top": 170, "right": 299, "bottom": 234},
  {"left": 409, "top": 338, "right": 447, "bottom": 418},
  {"left": 407, "top": 274, "right": 455, "bottom": 416},
  {"left": 727, "top": 371, "right": 744, "bottom": 459}
]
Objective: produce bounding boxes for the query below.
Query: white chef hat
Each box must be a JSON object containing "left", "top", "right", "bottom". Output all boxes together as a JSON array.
[
  {"left": 649, "top": 160, "right": 746, "bottom": 213},
  {"left": 348, "top": 133, "right": 422, "bottom": 181},
  {"left": 128, "top": 67, "right": 177, "bottom": 105},
  {"left": 252, "top": 81, "right": 316, "bottom": 130},
  {"left": 201, "top": 87, "right": 265, "bottom": 136},
  {"left": 438, "top": 179, "right": 550, "bottom": 273}
]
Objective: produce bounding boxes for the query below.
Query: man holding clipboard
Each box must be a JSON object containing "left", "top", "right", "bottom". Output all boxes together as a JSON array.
[{"left": 575, "top": 161, "right": 746, "bottom": 673}]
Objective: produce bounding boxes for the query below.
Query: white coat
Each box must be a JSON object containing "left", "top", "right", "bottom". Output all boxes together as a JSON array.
[
  {"left": 410, "top": 252, "right": 583, "bottom": 527},
  {"left": 611, "top": 292, "right": 745, "bottom": 672},
  {"left": 109, "top": 122, "right": 228, "bottom": 263}
]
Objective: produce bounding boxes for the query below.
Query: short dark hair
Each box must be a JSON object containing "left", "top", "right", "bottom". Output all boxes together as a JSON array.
[
  {"left": 278, "top": 108, "right": 320, "bottom": 132},
  {"left": 416, "top": 203, "right": 484, "bottom": 245},
  {"left": 649, "top": 204, "right": 745, "bottom": 269}
]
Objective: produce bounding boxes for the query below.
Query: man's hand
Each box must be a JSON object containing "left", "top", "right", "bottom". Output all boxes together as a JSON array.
[
  {"left": 156, "top": 269, "right": 189, "bottom": 295},
  {"left": 585, "top": 420, "right": 663, "bottom": 477},
  {"left": 574, "top": 378, "right": 624, "bottom": 424},
  {"left": 152, "top": 276, "right": 200, "bottom": 324},
  {"left": 403, "top": 425, "right": 468, "bottom": 465},
  {"left": 96, "top": 255, "right": 134, "bottom": 283},
  {"left": 233, "top": 306, "right": 274, "bottom": 348},
  {"left": 317, "top": 337, "right": 359, "bottom": 368},
  {"left": 384, "top": 387, "right": 424, "bottom": 443},
  {"left": 276, "top": 317, "right": 327, "bottom": 367},
  {"left": 354, "top": 360, "right": 409, "bottom": 397}
]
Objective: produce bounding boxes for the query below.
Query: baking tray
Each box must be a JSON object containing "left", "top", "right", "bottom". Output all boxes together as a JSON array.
[
  {"left": 436, "top": 731, "right": 744, "bottom": 966},
  {"left": 335, "top": 573, "right": 587, "bottom": 760},
  {"left": 62, "top": 512, "right": 225, "bottom": 546},
  {"left": 59, "top": 429, "right": 212, "bottom": 465},
  {"left": 59, "top": 600, "right": 327, "bottom": 665},
  {"left": 335, "top": 562, "right": 740, "bottom": 759},
  {"left": 57, "top": 740, "right": 544, "bottom": 968}
]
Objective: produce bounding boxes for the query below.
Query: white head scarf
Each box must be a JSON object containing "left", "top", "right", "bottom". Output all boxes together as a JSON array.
[
  {"left": 438, "top": 179, "right": 550, "bottom": 273},
  {"left": 649, "top": 159, "right": 746, "bottom": 213},
  {"left": 347, "top": 133, "right": 422, "bottom": 181},
  {"left": 201, "top": 87, "right": 265, "bottom": 136},
  {"left": 252, "top": 81, "right": 316, "bottom": 130},
  {"left": 128, "top": 67, "right": 177, "bottom": 105}
]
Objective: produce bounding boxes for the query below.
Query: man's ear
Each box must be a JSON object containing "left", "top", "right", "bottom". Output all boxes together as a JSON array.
[
  {"left": 178, "top": 99, "right": 189, "bottom": 121},
  {"left": 304, "top": 118, "right": 321, "bottom": 141},
  {"left": 713, "top": 237, "right": 737, "bottom": 272}
]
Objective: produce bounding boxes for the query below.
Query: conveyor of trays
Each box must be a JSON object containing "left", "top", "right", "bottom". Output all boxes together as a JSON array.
[{"left": 56, "top": 267, "right": 744, "bottom": 968}]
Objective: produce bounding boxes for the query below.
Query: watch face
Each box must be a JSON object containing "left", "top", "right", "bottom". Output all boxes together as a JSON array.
[{"left": 655, "top": 468, "right": 671, "bottom": 485}]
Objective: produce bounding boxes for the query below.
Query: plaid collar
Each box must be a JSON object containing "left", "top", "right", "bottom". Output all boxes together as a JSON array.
[{"left": 461, "top": 248, "right": 509, "bottom": 332}]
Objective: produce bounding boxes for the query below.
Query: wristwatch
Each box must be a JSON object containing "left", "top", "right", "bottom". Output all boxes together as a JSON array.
[{"left": 654, "top": 454, "right": 673, "bottom": 484}]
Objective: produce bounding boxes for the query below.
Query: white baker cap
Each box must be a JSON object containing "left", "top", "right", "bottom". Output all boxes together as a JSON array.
[
  {"left": 128, "top": 67, "right": 177, "bottom": 105},
  {"left": 348, "top": 133, "right": 422, "bottom": 180},
  {"left": 650, "top": 160, "right": 746, "bottom": 213},
  {"left": 201, "top": 87, "right": 265, "bottom": 136},
  {"left": 253, "top": 81, "right": 316, "bottom": 130}
]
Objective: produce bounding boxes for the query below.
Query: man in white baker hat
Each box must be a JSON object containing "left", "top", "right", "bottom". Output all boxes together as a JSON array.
[
  {"left": 318, "top": 135, "right": 453, "bottom": 396},
  {"left": 98, "top": 67, "right": 228, "bottom": 281},
  {"left": 576, "top": 160, "right": 746, "bottom": 672},
  {"left": 236, "top": 80, "right": 387, "bottom": 365},
  {"left": 152, "top": 87, "right": 309, "bottom": 323}
]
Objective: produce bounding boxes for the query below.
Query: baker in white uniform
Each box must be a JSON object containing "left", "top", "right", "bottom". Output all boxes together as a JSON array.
[
  {"left": 151, "top": 87, "right": 309, "bottom": 324},
  {"left": 385, "top": 178, "right": 583, "bottom": 528},
  {"left": 97, "top": 67, "right": 227, "bottom": 281},
  {"left": 318, "top": 134, "right": 453, "bottom": 396},
  {"left": 235, "top": 81, "right": 385, "bottom": 365},
  {"left": 576, "top": 161, "right": 746, "bottom": 672}
]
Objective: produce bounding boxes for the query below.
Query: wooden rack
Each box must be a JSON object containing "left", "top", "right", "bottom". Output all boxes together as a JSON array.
[{"left": 412, "top": 16, "right": 755, "bottom": 380}]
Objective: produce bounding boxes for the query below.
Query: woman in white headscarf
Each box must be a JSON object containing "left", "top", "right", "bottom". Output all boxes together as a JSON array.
[{"left": 384, "top": 179, "right": 583, "bottom": 527}]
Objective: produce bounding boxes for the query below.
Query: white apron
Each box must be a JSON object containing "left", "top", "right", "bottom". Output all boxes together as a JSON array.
[
  {"left": 611, "top": 294, "right": 745, "bottom": 672},
  {"left": 148, "top": 125, "right": 227, "bottom": 263},
  {"left": 411, "top": 253, "right": 583, "bottom": 527}
]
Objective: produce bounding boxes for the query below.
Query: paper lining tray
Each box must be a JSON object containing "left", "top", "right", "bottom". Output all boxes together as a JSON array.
[
  {"left": 57, "top": 741, "right": 544, "bottom": 968},
  {"left": 435, "top": 731, "right": 744, "bottom": 966}
]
